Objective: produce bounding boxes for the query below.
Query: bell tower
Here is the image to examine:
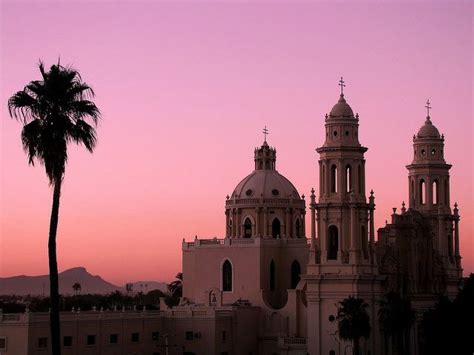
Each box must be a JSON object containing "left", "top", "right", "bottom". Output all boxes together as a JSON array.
[
  {"left": 406, "top": 100, "right": 462, "bottom": 275},
  {"left": 305, "top": 79, "right": 383, "bottom": 355},
  {"left": 313, "top": 78, "right": 375, "bottom": 268},
  {"left": 407, "top": 100, "right": 451, "bottom": 212}
]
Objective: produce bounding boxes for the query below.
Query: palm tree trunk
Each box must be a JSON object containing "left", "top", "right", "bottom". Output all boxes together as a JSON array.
[
  {"left": 49, "top": 180, "right": 62, "bottom": 355},
  {"left": 354, "top": 338, "right": 360, "bottom": 355}
]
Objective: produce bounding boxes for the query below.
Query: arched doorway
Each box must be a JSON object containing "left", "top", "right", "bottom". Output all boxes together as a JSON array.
[
  {"left": 222, "top": 260, "right": 232, "bottom": 292},
  {"left": 290, "top": 260, "right": 301, "bottom": 289},
  {"left": 328, "top": 226, "right": 338, "bottom": 260},
  {"left": 270, "top": 260, "right": 276, "bottom": 291},
  {"left": 295, "top": 219, "right": 301, "bottom": 238},
  {"left": 272, "top": 218, "right": 281, "bottom": 238}
]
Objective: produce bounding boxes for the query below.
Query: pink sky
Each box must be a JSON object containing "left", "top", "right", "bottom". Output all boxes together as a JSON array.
[{"left": 1, "top": 1, "right": 472, "bottom": 285}]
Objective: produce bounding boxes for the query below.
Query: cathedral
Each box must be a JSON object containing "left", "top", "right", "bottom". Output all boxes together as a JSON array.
[
  {"left": 0, "top": 81, "right": 464, "bottom": 355},
  {"left": 180, "top": 80, "right": 463, "bottom": 355}
]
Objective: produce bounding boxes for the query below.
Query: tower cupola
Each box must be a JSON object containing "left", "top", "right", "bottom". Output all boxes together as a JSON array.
[
  {"left": 254, "top": 141, "right": 277, "bottom": 171},
  {"left": 407, "top": 100, "right": 451, "bottom": 211}
]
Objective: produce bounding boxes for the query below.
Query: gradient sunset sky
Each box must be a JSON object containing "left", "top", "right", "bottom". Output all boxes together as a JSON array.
[{"left": 1, "top": 1, "right": 472, "bottom": 285}]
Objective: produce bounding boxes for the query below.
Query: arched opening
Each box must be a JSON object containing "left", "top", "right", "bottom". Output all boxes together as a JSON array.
[
  {"left": 270, "top": 260, "right": 276, "bottom": 291},
  {"left": 272, "top": 218, "right": 281, "bottom": 238},
  {"left": 295, "top": 219, "right": 301, "bottom": 238},
  {"left": 222, "top": 260, "right": 232, "bottom": 292},
  {"left": 358, "top": 164, "right": 362, "bottom": 193},
  {"left": 346, "top": 165, "right": 352, "bottom": 193},
  {"left": 243, "top": 218, "right": 252, "bottom": 238},
  {"left": 290, "top": 260, "right": 301, "bottom": 289},
  {"left": 322, "top": 165, "right": 326, "bottom": 193},
  {"left": 331, "top": 165, "right": 338, "bottom": 193},
  {"left": 420, "top": 179, "right": 426, "bottom": 204},
  {"left": 432, "top": 180, "right": 438, "bottom": 205},
  {"left": 361, "top": 225, "right": 368, "bottom": 260},
  {"left": 328, "top": 226, "right": 339, "bottom": 260}
]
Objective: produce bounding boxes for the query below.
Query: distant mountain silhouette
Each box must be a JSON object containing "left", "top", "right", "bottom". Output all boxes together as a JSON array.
[{"left": 0, "top": 267, "right": 167, "bottom": 296}]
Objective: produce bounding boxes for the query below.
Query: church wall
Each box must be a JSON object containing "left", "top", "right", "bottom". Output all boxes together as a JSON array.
[{"left": 182, "top": 243, "right": 261, "bottom": 305}]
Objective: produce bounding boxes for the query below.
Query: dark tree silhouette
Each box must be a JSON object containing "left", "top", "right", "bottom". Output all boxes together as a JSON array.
[
  {"left": 421, "top": 274, "right": 474, "bottom": 355},
  {"left": 167, "top": 272, "right": 183, "bottom": 305},
  {"left": 8, "top": 61, "right": 100, "bottom": 355},
  {"left": 337, "top": 296, "right": 371, "bottom": 355},
  {"left": 379, "top": 292, "right": 415, "bottom": 355},
  {"left": 72, "top": 282, "right": 82, "bottom": 295}
]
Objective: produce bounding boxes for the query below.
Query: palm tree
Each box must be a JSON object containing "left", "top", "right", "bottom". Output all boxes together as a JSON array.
[
  {"left": 379, "top": 292, "right": 415, "bottom": 355},
  {"left": 72, "top": 282, "right": 82, "bottom": 296},
  {"left": 168, "top": 272, "right": 183, "bottom": 298},
  {"left": 337, "top": 296, "right": 371, "bottom": 355},
  {"left": 8, "top": 61, "right": 100, "bottom": 355}
]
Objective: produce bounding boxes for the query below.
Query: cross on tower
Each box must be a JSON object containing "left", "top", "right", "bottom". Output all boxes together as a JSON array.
[
  {"left": 339, "top": 76, "right": 346, "bottom": 95},
  {"left": 425, "top": 99, "right": 432, "bottom": 117},
  {"left": 263, "top": 126, "right": 269, "bottom": 142}
]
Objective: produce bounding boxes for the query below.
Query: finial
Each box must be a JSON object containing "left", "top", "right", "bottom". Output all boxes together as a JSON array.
[
  {"left": 263, "top": 125, "right": 269, "bottom": 143},
  {"left": 392, "top": 207, "right": 397, "bottom": 214},
  {"left": 226, "top": 194, "right": 229, "bottom": 200},
  {"left": 311, "top": 188, "right": 315, "bottom": 194},
  {"left": 370, "top": 189, "right": 374, "bottom": 196},
  {"left": 339, "top": 76, "right": 346, "bottom": 95},
  {"left": 302, "top": 194, "right": 305, "bottom": 199},
  {"left": 401, "top": 201, "right": 406, "bottom": 213},
  {"left": 425, "top": 99, "right": 432, "bottom": 119},
  {"left": 325, "top": 113, "right": 329, "bottom": 119},
  {"left": 355, "top": 113, "right": 359, "bottom": 119}
]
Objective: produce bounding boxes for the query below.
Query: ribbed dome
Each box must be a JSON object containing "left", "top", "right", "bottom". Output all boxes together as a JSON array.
[
  {"left": 417, "top": 118, "right": 440, "bottom": 138},
  {"left": 232, "top": 170, "right": 301, "bottom": 200},
  {"left": 329, "top": 94, "right": 354, "bottom": 118}
]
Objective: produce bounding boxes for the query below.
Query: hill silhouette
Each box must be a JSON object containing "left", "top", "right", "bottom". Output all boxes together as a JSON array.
[{"left": 0, "top": 267, "right": 167, "bottom": 295}]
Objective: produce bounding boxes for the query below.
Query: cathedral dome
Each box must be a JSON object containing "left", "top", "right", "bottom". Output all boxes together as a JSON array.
[
  {"left": 232, "top": 169, "right": 301, "bottom": 200},
  {"left": 329, "top": 94, "right": 355, "bottom": 118},
  {"left": 417, "top": 118, "right": 440, "bottom": 138}
]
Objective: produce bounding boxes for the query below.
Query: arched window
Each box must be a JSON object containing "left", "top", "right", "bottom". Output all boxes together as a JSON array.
[
  {"left": 331, "top": 165, "right": 338, "bottom": 193},
  {"left": 270, "top": 260, "right": 276, "bottom": 291},
  {"left": 420, "top": 179, "right": 426, "bottom": 204},
  {"left": 295, "top": 219, "right": 301, "bottom": 238},
  {"left": 244, "top": 218, "right": 252, "bottom": 238},
  {"left": 322, "top": 165, "right": 326, "bottom": 193},
  {"left": 272, "top": 218, "right": 281, "bottom": 238},
  {"left": 358, "top": 165, "right": 362, "bottom": 193},
  {"left": 328, "top": 226, "right": 339, "bottom": 260},
  {"left": 291, "top": 260, "right": 301, "bottom": 289},
  {"left": 222, "top": 260, "right": 232, "bottom": 292},
  {"left": 361, "top": 225, "right": 368, "bottom": 260},
  {"left": 346, "top": 165, "right": 352, "bottom": 193},
  {"left": 432, "top": 180, "right": 438, "bottom": 205}
]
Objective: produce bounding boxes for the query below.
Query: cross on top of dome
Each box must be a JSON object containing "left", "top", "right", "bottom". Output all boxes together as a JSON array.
[
  {"left": 263, "top": 125, "right": 269, "bottom": 143},
  {"left": 425, "top": 99, "right": 432, "bottom": 118},
  {"left": 339, "top": 76, "right": 346, "bottom": 96}
]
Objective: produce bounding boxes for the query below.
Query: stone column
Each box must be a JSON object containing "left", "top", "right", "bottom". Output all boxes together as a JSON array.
[
  {"left": 285, "top": 207, "right": 291, "bottom": 238},
  {"left": 302, "top": 211, "right": 306, "bottom": 237},
  {"left": 255, "top": 207, "right": 260, "bottom": 236},
  {"left": 369, "top": 190, "right": 376, "bottom": 263},
  {"left": 349, "top": 191, "right": 358, "bottom": 264},
  {"left": 437, "top": 206, "right": 445, "bottom": 256},
  {"left": 263, "top": 207, "right": 268, "bottom": 237},
  {"left": 454, "top": 203, "right": 461, "bottom": 268},
  {"left": 225, "top": 210, "right": 230, "bottom": 238},
  {"left": 237, "top": 209, "right": 242, "bottom": 237},
  {"left": 309, "top": 189, "right": 317, "bottom": 264},
  {"left": 232, "top": 209, "right": 237, "bottom": 237}
]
